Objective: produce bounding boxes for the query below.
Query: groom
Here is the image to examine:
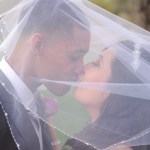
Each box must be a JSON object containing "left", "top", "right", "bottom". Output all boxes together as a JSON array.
[{"left": 0, "top": 0, "right": 90, "bottom": 150}]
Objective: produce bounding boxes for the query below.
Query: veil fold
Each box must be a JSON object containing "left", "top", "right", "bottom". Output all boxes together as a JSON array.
[{"left": 0, "top": 0, "right": 150, "bottom": 149}]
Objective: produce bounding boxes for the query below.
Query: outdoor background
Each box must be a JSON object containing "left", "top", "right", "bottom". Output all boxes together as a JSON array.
[{"left": 90, "top": 0, "right": 150, "bottom": 31}]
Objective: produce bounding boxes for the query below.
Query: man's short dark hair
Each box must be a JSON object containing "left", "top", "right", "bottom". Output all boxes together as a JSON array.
[{"left": 20, "top": 0, "right": 90, "bottom": 37}]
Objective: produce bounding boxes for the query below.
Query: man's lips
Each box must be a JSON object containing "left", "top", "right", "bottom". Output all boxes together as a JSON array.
[{"left": 70, "top": 76, "right": 78, "bottom": 82}]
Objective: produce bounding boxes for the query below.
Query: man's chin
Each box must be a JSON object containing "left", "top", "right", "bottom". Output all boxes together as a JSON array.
[{"left": 45, "top": 84, "right": 71, "bottom": 96}]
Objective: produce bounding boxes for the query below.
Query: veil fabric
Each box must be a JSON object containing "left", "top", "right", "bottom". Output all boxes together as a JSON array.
[{"left": 0, "top": 0, "right": 150, "bottom": 149}]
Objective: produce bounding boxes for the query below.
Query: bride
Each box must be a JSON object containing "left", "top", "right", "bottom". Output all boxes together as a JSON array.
[{"left": 64, "top": 40, "right": 150, "bottom": 150}]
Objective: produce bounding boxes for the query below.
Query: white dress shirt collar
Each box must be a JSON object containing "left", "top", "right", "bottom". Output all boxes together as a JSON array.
[{"left": 0, "top": 58, "right": 34, "bottom": 109}]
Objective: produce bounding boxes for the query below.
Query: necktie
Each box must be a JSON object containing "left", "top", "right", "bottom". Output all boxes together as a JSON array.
[
  {"left": 27, "top": 92, "right": 43, "bottom": 150},
  {"left": 28, "top": 94, "right": 59, "bottom": 150}
]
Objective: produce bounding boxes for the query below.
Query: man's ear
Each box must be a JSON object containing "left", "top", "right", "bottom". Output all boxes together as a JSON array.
[{"left": 30, "top": 33, "right": 46, "bottom": 55}]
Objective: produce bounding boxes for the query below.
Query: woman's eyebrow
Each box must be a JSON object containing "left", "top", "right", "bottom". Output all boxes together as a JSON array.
[
  {"left": 102, "top": 47, "right": 108, "bottom": 52},
  {"left": 98, "top": 47, "right": 108, "bottom": 55}
]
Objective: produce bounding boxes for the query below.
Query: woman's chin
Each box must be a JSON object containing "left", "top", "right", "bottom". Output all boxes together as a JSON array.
[{"left": 73, "top": 90, "right": 94, "bottom": 106}]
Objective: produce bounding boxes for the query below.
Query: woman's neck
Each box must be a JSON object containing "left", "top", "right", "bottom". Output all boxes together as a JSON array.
[{"left": 86, "top": 107, "right": 100, "bottom": 123}]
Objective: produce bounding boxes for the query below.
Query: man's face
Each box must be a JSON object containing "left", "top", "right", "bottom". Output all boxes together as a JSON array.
[{"left": 34, "top": 27, "right": 90, "bottom": 95}]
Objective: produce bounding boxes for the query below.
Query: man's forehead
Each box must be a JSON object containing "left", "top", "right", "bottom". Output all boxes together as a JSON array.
[
  {"left": 69, "top": 29, "right": 90, "bottom": 53},
  {"left": 73, "top": 27, "right": 90, "bottom": 42},
  {"left": 46, "top": 27, "right": 90, "bottom": 55}
]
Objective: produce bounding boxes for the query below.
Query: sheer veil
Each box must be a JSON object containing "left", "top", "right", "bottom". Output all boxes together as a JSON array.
[{"left": 0, "top": 0, "right": 150, "bottom": 149}]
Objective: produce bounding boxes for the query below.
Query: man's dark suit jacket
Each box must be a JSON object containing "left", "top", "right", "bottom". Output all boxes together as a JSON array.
[{"left": 0, "top": 70, "right": 52, "bottom": 150}]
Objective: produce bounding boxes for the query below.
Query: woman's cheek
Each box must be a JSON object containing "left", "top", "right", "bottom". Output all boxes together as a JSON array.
[{"left": 84, "top": 69, "right": 103, "bottom": 82}]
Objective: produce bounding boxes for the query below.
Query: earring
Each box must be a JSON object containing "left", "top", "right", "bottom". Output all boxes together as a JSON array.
[{"left": 131, "top": 43, "right": 142, "bottom": 71}]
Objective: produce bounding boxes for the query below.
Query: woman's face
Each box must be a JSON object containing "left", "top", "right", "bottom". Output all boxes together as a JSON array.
[{"left": 73, "top": 48, "right": 114, "bottom": 108}]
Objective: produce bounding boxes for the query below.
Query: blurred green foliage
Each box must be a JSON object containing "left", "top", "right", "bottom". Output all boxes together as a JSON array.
[
  {"left": 89, "top": 0, "right": 133, "bottom": 22},
  {"left": 90, "top": 0, "right": 117, "bottom": 13}
]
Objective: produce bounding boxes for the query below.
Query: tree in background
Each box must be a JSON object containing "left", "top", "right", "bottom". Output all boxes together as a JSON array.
[
  {"left": 138, "top": 0, "right": 150, "bottom": 31},
  {"left": 90, "top": 0, "right": 150, "bottom": 31}
]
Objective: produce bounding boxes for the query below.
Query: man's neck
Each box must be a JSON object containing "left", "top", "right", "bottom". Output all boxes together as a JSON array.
[
  {"left": 6, "top": 55, "right": 40, "bottom": 92},
  {"left": 0, "top": 58, "right": 35, "bottom": 108}
]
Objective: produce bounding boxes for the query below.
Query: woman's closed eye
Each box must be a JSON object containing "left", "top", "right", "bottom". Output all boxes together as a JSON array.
[
  {"left": 92, "top": 55, "right": 103, "bottom": 67},
  {"left": 92, "top": 60, "right": 100, "bottom": 67}
]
